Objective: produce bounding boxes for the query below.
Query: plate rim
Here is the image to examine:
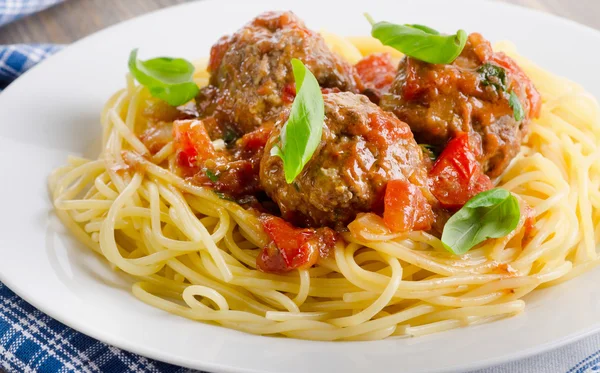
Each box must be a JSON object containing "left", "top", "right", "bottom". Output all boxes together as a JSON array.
[{"left": 2, "top": 0, "right": 600, "bottom": 372}]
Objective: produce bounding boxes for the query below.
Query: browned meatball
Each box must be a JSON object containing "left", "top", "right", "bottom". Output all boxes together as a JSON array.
[
  {"left": 380, "top": 33, "right": 541, "bottom": 178},
  {"left": 260, "top": 92, "right": 432, "bottom": 228},
  {"left": 199, "top": 11, "right": 362, "bottom": 135}
]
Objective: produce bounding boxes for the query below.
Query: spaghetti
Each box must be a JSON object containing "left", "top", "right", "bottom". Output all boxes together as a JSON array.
[{"left": 48, "top": 33, "right": 600, "bottom": 341}]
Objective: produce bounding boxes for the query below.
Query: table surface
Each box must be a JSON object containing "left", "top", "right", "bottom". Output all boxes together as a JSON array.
[{"left": 0, "top": 0, "right": 599, "bottom": 44}]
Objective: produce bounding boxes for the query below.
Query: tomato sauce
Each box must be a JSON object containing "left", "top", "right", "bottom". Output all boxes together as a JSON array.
[
  {"left": 256, "top": 216, "right": 338, "bottom": 273},
  {"left": 355, "top": 53, "right": 397, "bottom": 103},
  {"left": 137, "top": 17, "right": 540, "bottom": 274}
]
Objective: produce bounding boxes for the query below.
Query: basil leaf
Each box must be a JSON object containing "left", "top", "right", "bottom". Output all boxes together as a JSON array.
[
  {"left": 271, "top": 58, "right": 324, "bottom": 184},
  {"left": 366, "top": 15, "right": 467, "bottom": 64},
  {"left": 478, "top": 63, "right": 507, "bottom": 92},
  {"left": 441, "top": 188, "right": 520, "bottom": 255},
  {"left": 406, "top": 24, "right": 440, "bottom": 35},
  {"left": 509, "top": 91, "right": 525, "bottom": 121},
  {"left": 128, "top": 49, "right": 199, "bottom": 106}
]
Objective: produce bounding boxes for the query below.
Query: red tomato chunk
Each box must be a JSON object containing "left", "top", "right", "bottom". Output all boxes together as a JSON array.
[
  {"left": 257, "top": 216, "right": 337, "bottom": 273},
  {"left": 355, "top": 53, "right": 397, "bottom": 104},
  {"left": 173, "top": 120, "right": 215, "bottom": 168},
  {"left": 430, "top": 133, "right": 493, "bottom": 209},
  {"left": 355, "top": 53, "right": 396, "bottom": 92},
  {"left": 383, "top": 180, "right": 434, "bottom": 233}
]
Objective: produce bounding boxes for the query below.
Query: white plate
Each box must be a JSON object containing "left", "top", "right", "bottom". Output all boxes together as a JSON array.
[{"left": 1, "top": 0, "right": 600, "bottom": 372}]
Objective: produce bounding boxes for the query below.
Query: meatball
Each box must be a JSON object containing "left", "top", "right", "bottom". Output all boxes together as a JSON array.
[
  {"left": 380, "top": 33, "right": 541, "bottom": 178},
  {"left": 199, "top": 11, "right": 362, "bottom": 135},
  {"left": 260, "top": 92, "right": 432, "bottom": 228}
]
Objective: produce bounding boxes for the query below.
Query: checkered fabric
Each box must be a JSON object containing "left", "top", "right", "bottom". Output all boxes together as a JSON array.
[
  {"left": 0, "top": 0, "right": 64, "bottom": 90},
  {"left": 2, "top": 1, "right": 600, "bottom": 373},
  {"left": 0, "top": 284, "right": 194, "bottom": 373},
  {"left": 0, "top": 0, "right": 63, "bottom": 27},
  {"left": 0, "top": 44, "right": 62, "bottom": 89}
]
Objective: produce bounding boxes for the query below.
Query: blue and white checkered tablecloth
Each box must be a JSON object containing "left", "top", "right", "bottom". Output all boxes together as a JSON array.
[
  {"left": 0, "top": 0, "right": 62, "bottom": 90},
  {"left": 2, "top": 1, "right": 600, "bottom": 372}
]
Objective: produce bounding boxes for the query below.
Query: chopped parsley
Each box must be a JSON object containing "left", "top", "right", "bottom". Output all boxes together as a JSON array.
[
  {"left": 478, "top": 63, "right": 525, "bottom": 121},
  {"left": 419, "top": 144, "right": 440, "bottom": 161},
  {"left": 222, "top": 128, "right": 239, "bottom": 147},
  {"left": 213, "top": 191, "right": 234, "bottom": 202},
  {"left": 205, "top": 169, "right": 219, "bottom": 182},
  {"left": 477, "top": 63, "right": 507, "bottom": 92}
]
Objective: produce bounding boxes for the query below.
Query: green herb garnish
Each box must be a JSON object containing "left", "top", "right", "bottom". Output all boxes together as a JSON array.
[
  {"left": 270, "top": 58, "right": 324, "bottom": 184},
  {"left": 509, "top": 91, "right": 525, "bottom": 121},
  {"left": 365, "top": 14, "right": 467, "bottom": 64},
  {"left": 206, "top": 170, "right": 219, "bottom": 182},
  {"left": 441, "top": 188, "right": 520, "bottom": 255},
  {"left": 419, "top": 144, "right": 440, "bottom": 161},
  {"left": 477, "top": 63, "right": 524, "bottom": 121},
  {"left": 478, "top": 63, "right": 507, "bottom": 92},
  {"left": 405, "top": 24, "right": 440, "bottom": 35},
  {"left": 128, "top": 49, "right": 199, "bottom": 106},
  {"left": 222, "top": 128, "right": 238, "bottom": 147},
  {"left": 214, "top": 191, "right": 235, "bottom": 202}
]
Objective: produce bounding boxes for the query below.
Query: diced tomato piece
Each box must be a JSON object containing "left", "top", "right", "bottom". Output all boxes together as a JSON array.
[
  {"left": 355, "top": 53, "right": 397, "bottom": 92},
  {"left": 314, "top": 228, "right": 338, "bottom": 258},
  {"left": 256, "top": 216, "right": 337, "bottom": 273},
  {"left": 256, "top": 242, "right": 289, "bottom": 274},
  {"left": 430, "top": 133, "right": 493, "bottom": 209},
  {"left": 490, "top": 53, "right": 542, "bottom": 119},
  {"left": 257, "top": 216, "right": 316, "bottom": 273},
  {"left": 383, "top": 180, "right": 434, "bottom": 233},
  {"left": 281, "top": 82, "right": 296, "bottom": 104},
  {"left": 239, "top": 126, "right": 272, "bottom": 155},
  {"left": 473, "top": 173, "right": 494, "bottom": 196},
  {"left": 212, "top": 160, "right": 257, "bottom": 195},
  {"left": 173, "top": 119, "right": 215, "bottom": 168}
]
